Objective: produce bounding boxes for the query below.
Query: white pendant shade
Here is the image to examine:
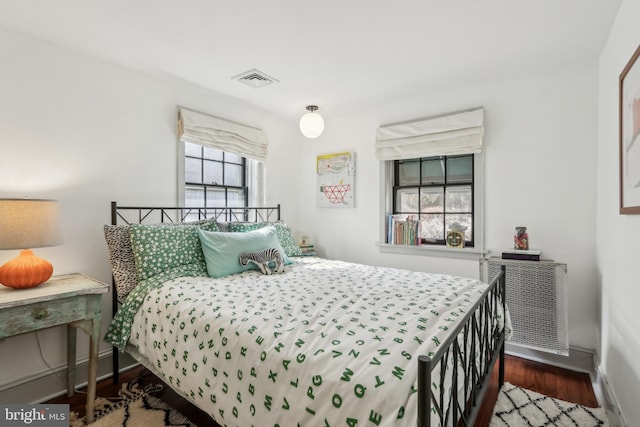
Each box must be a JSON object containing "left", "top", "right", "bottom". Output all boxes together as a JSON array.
[{"left": 299, "top": 105, "right": 325, "bottom": 138}]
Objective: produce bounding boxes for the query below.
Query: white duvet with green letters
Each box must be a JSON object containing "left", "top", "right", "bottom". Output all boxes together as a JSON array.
[{"left": 119, "top": 257, "right": 502, "bottom": 427}]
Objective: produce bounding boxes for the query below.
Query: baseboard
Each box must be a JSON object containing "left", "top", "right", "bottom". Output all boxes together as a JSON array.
[
  {"left": 0, "top": 349, "right": 138, "bottom": 404},
  {"left": 505, "top": 343, "right": 594, "bottom": 373},
  {"left": 592, "top": 355, "right": 627, "bottom": 427}
]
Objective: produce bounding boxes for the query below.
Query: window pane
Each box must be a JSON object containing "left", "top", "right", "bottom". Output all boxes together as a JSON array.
[
  {"left": 185, "top": 158, "right": 202, "bottom": 184},
  {"left": 225, "top": 152, "right": 243, "bottom": 164},
  {"left": 447, "top": 156, "right": 472, "bottom": 183},
  {"left": 226, "top": 188, "right": 245, "bottom": 207},
  {"left": 445, "top": 185, "right": 472, "bottom": 212},
  {"left": 203, "top": 160, "right": 223, "bottom": 185},
  {"left": 184, "top": 146, "right": 248, "bottom": 212},
  {"left": 205, "top": 188, "right": 226, "bottom": 206},
  {"left": 184, "top": 187, "right": 205, "bottom": 221},
  {"left": 185, "top": 142, "right": 202, "bottom": 157},
  {"left": 225, "top": 163, "right": 243, "bottom": 186},
  {"left": 203, "top": 147, "right": 223, "bottom": 160},
  {"left": 446, "top": 214, "right": 472, "bottom": 241},
  {"left": 421, "top": 158, "right": 445, "bottom": 185},
  {"left": 420, "top": 187, "right": 444, "bottom": 213},
  {"left": 398, "top": 161, "right": 420, "bottom": 186},
  {"left": 396, "top": 188, "right": 419, "bottom": 212},
  {"left": 185, "top": 187, "right": 205, "bottom": 207},
  {"left": 420, "top": 214, "right": 444, "bottom": 241}
]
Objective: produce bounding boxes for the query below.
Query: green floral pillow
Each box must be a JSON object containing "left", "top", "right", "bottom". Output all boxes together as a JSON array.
[
  {"left": 227, "top": 222, "right": 262, "bottom": 233},
  {"left": 129, "top": 222, "right": 218, "bottom": 281},
  {"left": 228, "top": 222, "right": 304, "bottom": 257}
]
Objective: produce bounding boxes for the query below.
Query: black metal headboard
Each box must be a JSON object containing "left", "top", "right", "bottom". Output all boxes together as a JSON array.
[{"left": 110, "top": 201, "right": 281, "bottom": 225}]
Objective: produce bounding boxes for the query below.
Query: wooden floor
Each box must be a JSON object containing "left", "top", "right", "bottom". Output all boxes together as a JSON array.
[{"left": 50, "top": 354, "right": 598, "bottom": 426}]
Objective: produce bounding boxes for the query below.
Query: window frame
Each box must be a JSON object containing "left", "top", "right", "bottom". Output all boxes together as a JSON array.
[
  {"left": 379, "top": 152, "right": 485, "bottom": 258},
  {"left": 392, "top": 154, "right": 475, "bottom": 247},
  {"left": 178, "top": 141, "right": 264, "bottom": 209}
]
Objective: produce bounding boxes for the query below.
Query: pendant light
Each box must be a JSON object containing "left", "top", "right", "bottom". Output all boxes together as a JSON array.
[{"left": 299, "top": 105, "right": 325, "bottom": 138}]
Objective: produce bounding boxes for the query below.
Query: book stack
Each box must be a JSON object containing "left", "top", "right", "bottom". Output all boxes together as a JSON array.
[
  {"left": 387, "top": 214, "right": 420, "bottom": 245},
  {"left": 299, "top": 244, "right": 316, "bottom": 257},
  {"left": 501, "top": 249, "right": 541, "bottom": 261}
]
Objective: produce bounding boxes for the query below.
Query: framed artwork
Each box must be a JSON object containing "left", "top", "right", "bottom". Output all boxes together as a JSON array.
[
  {"left": 620, "top": 43, "right": 640, "bottom": 214},
  {"left": 316, "top": 151, "right": 355, "bottom": 208}
]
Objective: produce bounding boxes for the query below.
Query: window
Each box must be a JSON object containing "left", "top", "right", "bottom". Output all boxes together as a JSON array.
[
  {"left": 183, "top": 141, "right": 247, "bottom": 208},
  {"left": 393, "top": 154, "right": 475, "bottom": 246},
  {"left": 375, "top": 107, "right": 485, "bottom": 253},
  {"left": 176, "top": 107, "right": 268, "bottom": 211}
]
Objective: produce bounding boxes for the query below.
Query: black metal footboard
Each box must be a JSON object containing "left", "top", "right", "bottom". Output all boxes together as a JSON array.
[{"left": 418, "top": 265, "right": 506, "bottom": 427}]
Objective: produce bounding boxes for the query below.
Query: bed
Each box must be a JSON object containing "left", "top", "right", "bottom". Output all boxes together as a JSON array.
[{"left": 103, "top": 202, "right": 509, "bottom": 427}]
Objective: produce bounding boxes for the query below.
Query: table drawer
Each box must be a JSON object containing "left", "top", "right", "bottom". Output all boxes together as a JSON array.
[{"left": 0, "top": 298, "right": 87, "bottom": 338}]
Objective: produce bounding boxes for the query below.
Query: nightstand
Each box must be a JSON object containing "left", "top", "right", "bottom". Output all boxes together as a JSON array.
[{"left": 0, "top": 273, "right": 108, "bottom": 423}]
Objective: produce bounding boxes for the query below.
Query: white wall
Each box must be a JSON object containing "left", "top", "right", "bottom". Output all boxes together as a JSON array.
[
  {"left": 597, "top": 0, "right": 640, "bottom": 424},
  {"left": 0, "top": 25, "right": 301, "bottom": 388},
  {"left": 297, "top": 61, "right": 599, "bottom": 352}
]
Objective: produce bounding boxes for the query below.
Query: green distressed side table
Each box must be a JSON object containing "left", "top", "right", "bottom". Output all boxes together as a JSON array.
[{"left": 0, "top": 273, "right": 109, "bottom": 423}]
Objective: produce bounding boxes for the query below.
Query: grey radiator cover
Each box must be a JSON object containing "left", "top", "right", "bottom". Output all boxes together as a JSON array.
[{"left": 486, "top": 257, "right": 568, "bottom": 355}]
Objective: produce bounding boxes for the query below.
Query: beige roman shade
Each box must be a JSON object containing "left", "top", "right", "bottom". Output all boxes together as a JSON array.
[
  {"left": 178, "top": 107, "right": 268, "bottom": 161},
  {"left": 375, "top": 107, "right": 484, "bottom": 160}
]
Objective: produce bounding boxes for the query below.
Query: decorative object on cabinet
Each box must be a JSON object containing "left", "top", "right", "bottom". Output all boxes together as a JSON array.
[
  {"left": 513, "top": 226, "right": 529, "bottom": 250},
  {"left": 620, "top": 43, "right": 640, "bottom": 214},
  {"left": 316, "top": 152, "right": 355, "bottom": 207},
  {"left": 298, "top": 234, "right": 311, "bottom": 246},
  {"left": 0, "top": 199, "right": 63, "bottom": 289}
]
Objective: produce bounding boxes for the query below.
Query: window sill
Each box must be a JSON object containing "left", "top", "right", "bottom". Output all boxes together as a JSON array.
[{"left": 376, "top": 242, "right": 487, "bottom": 260}]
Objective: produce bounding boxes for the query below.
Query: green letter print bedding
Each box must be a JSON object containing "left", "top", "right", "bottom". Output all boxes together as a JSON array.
[{"left": 107, "top": 257, "right": 508, "bottom": 427}]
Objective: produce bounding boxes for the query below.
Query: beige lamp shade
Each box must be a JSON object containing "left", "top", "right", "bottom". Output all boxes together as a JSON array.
[
  {"left": 0, "top": 199, "right": 63, "bottom": 288},
  {"left": 0, "top": 199, "right": 63, "bottom": 249}
]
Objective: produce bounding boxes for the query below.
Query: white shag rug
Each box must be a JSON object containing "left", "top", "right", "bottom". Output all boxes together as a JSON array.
[{"left": 490, "top": 382, "right": 609, "bottom": 427}]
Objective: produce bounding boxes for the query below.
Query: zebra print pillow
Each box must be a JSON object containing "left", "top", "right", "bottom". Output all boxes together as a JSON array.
[
  {"left": 104, "top": 224, "right": 138, "bottom": 300},
  {"left": 238, "top": 247, "right": 285, "bottom": 275}
]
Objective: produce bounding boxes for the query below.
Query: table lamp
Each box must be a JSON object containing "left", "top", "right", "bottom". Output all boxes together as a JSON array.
[{"left": 0, "top": 199, "right": 63, "bottom": 289}]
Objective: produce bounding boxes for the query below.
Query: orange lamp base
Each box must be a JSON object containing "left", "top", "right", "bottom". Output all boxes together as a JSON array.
[{"left": 0, "top": 249, "right": 54, "bottom": 289}]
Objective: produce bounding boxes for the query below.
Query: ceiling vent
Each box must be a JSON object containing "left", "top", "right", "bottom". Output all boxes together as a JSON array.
[{"left": 232, "top": 69, "right": 279, "bottom": 89}]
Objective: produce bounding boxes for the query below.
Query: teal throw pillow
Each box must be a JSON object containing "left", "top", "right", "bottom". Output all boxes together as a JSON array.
[
  {"left": 228, "top": 222, "right": 304, "bottom": 257},
  {"left": 198, "top": 226, "right": 292, "bottom": 278}
]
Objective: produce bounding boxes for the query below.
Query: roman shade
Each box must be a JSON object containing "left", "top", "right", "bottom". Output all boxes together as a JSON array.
[
  {"left": 178, "top": 107, "right": 268, "bottom": 161},
  {"left": 375, "top": 107, "right": 484, "bottom": 160}
]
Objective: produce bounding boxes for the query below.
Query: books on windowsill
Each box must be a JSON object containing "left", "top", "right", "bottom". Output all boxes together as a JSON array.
[
  {"left": 501, "top": 249, "right": 541, "bottom": 261},
  {"left": 387, "top": 214, "right": 421, "bottom": 246}
]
